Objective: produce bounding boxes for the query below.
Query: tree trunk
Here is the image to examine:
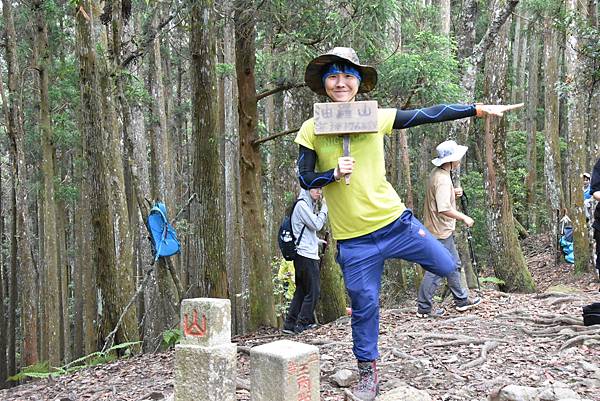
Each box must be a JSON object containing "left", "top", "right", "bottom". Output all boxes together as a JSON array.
[
  {"left": 32, "top": 0, "right": 61, "bottom": 367},
  {"left": 483, "top": 6, "right": 535, "bottom": 293},
  {"left": 0, "top": 153, "right": 5, "bottom": 387},
  {"left": 450, "top": 0, "right": 520, "bottom": 141},
  {"left": 438, "top": 0, "right": 451, "bottom": 36},
  {"left": 145, "top": 9, "right": 178, "bottom": 351},
  {"left": 9, "top": 180, "right": 17, "bottom": 376},
  {"left": 2, "top": 0, "right": 39, "bottom": 366},
  {"left": 263, "top": 34, "right": 277, "bottom": 256},
  {"left": 223, "top": 0, "right": 245, "bottom": 334},
  {"left": 525, "top": 23, "right": 540, "bottom": 232},
  {"left": 234, "top": 0, "right": 276, "bottom": 329},
  {"left": 0, "top": 41, "right": 10, "bottom": 390},
  {"left": 316, "top": 239, "right": 347, "bottom": 323},
  {"left": 190, "top": 0, "right": 228, "bottom": 299},
  {"left": 74, "top": 0, "right": 99, "bottom": 356},
  {"left": 543, "top": 13, "right": 564, "bottom": 235},
  {"left": 565, "top": 0, "right": 591, "bottom": 272}
]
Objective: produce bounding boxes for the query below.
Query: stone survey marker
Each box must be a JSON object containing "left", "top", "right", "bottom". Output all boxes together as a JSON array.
[
  {"left": 251, "top": 339, "right": 320, "bottom": 401},
  {"left": 175, "top": 298, "right": 236, "bottom": 401}
]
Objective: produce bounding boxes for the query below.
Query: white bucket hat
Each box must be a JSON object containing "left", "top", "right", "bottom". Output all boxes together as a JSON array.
[{"left": 431, "top": 140, "right": 468, "bottom": 166}]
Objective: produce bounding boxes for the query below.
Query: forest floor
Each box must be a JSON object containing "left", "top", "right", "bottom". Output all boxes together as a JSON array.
[{"left": 1, "top": 234, "right": 599, "bottom": 401}]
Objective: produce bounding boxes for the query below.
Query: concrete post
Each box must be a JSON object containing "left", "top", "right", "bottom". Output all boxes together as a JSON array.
[
  {"left": 175, "top": 298, "right": 236, "bottom": 401},
  {"left": 250, "top": 339, "right": 320, "bottom": 401}
]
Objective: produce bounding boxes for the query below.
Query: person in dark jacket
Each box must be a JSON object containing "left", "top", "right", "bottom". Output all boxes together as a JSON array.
[
  {"left": 590, "top": 158, "right": 600, "bottom": 278},
  {"left": 282, "top": 188, "right": 328, "bottom": 334}
]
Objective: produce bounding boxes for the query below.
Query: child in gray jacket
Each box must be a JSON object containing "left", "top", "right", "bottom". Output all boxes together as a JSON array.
[{"left": 283, "top": 188, "right": 328, "bottom": 334}]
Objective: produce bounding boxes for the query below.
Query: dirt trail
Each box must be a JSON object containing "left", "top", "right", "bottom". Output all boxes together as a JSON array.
[{"left": 2, "top": 234, "right": 598, "bottom": 401}]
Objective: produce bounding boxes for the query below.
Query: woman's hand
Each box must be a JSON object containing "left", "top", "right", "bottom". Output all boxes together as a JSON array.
[{"left": 476, "top": 103, "right": 524, "bottom": 117}]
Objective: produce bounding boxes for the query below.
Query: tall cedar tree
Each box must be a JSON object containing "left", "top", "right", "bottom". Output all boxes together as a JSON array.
[
  {"left": 191, "top": 0, "right": 228, "bottom": 298},
  {"left": 234, "top": 0, "right": 276, "bottom": 329},
  {"left": 483, "top": 2, "right": 535, "bottom": 293}
]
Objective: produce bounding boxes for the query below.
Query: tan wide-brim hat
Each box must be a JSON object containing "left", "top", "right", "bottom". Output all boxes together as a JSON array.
[
  {"left": 304, "top": 47, "right": 378, "bottom": 96},
  {"left": 431, "top": 140, "right": 468, "bottom": 166}
]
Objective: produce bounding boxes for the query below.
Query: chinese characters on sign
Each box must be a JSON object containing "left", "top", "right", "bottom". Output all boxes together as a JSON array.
[
  {"left": 314, "top": 100, "right": 378, "bottom": 135},
  {"left": 287, "top": 354, "right": 319, "bottom": 401}
]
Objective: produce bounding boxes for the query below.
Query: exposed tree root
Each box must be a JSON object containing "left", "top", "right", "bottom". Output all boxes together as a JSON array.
[
  {"left": 534, "top": 292, "right": 575, "bottom": 299},
  {"left": 559, "top": 332, "right": 600, "bottom": 351},
  {"left": 461, "top": 341, "right": 498, "bottom": 369},
  {"left": 520, "top": 325, "right": 590, "bottom": 336},
  {"left": 505, "top": 315, "right": 583, "bottom": 326},
  {"left": 548, "top": 296, "right": 579, "bottom": 306},
  {"left": 397, "top": 332, "right": 507, "bottom": 345}
]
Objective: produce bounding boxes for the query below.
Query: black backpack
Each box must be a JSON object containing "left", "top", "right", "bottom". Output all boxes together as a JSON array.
[
  {"left": 278, "top": 199, "right": 307, "bottom": 261},
  {"left": 583, "top": 302, "right": 600, "bottom": 326}
]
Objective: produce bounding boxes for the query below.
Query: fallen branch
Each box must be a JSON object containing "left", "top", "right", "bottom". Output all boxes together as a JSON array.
[
  {"left": 172, "top": 193, "right": 198, "bottom": 224},
  {"left": 101, "top": 265, "right": 155, "bottom": 353}
]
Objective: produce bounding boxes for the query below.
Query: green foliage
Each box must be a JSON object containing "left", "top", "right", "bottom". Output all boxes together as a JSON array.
[
  {"left": 255, "top": 0, "right": 401, "bottom": 91},
  {"left": 162, "top": 328, "right": 183, "bottom": 348},
  {"left": 460, "top": 170, "right": 489, "bottom": 260},
  {"left": 480, "top": 276, "right": 506, "bottom": 285},
  {"left": 283, "top": 191, "right": 295, "bottom": 204},
  {"left": 123, "top": 71, "right": 153, "bottom": 106},
  {"left": 376, "top": 31, "right": 462, "bottom": 106},
  {"left": 272, "top": 257, "right": 295, "bottom": 318},
  {"left": 55, "top": 177, "right": 80, "bottom": 204},
  {"left": 216, "top": 63, "right": 235, "bottom": 78},
  {"left": 9, "top": 342, "right": 141, "bottom": 381}
]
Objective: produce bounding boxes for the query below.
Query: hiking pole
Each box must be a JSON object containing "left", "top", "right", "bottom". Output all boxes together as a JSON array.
[{"left": 460, "top": 193, "right": 481, "bottom": 291}]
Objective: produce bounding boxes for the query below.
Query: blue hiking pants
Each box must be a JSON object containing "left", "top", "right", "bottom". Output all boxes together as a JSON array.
[{"left": 336, "top": 209, "right": 456, "bottom": 361}]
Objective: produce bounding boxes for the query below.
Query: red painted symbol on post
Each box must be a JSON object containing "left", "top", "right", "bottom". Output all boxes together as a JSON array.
[
  {"left": 183, "top": 309, "right": 207, "bottom": 337},
  {"left": 296, "top": 363, "right": 311, "bottom": 401}
]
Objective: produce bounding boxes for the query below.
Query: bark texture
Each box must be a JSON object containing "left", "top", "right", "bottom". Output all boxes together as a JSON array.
[
  {"left": 234, "top": 0, "right": 276, "bottom": 329},
  {"left": 483, "top": 6, "right": 535, "bottom": 293},
  {"left": 191, "top": 0, "right": 228, "bottom": 298}
]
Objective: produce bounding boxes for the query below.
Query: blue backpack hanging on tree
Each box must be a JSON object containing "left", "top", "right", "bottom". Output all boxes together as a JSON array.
[{"left": 146, "top": 202, "right": 181, "bottom": 262}]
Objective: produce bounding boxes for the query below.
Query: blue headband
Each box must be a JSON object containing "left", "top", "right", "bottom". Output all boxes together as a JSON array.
[{"left": 322, "top": 63, "right": 362, "bottom": 84}]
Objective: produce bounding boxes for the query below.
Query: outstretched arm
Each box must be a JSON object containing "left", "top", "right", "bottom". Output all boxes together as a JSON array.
[{"left": 392, "top": 103, "right": 524, "bottom": 129}]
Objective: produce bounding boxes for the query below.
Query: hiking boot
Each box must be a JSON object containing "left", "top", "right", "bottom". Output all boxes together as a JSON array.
[
  {"left": 282, "top": 322, "right": 296, "bottom": 335},
  {"left": 455, "top": 296, "right": 481, "bottom": 312},
  {"left": 416, "top": 308, "right": 446, "bottom": 318},
  {"left": 293, "top": 323, "right": 317, "bottom": 334},
  {"left": 352, "top": 360, "right": 379, "bottom": 401}
]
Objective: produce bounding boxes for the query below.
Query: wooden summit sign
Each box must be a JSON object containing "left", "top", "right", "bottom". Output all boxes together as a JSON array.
[
  {"left": 314, "top": 100, "right": 378, "bottom": 185},
  {"left": 314, "top": 100, "right": 378, "bottom": 135}
]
